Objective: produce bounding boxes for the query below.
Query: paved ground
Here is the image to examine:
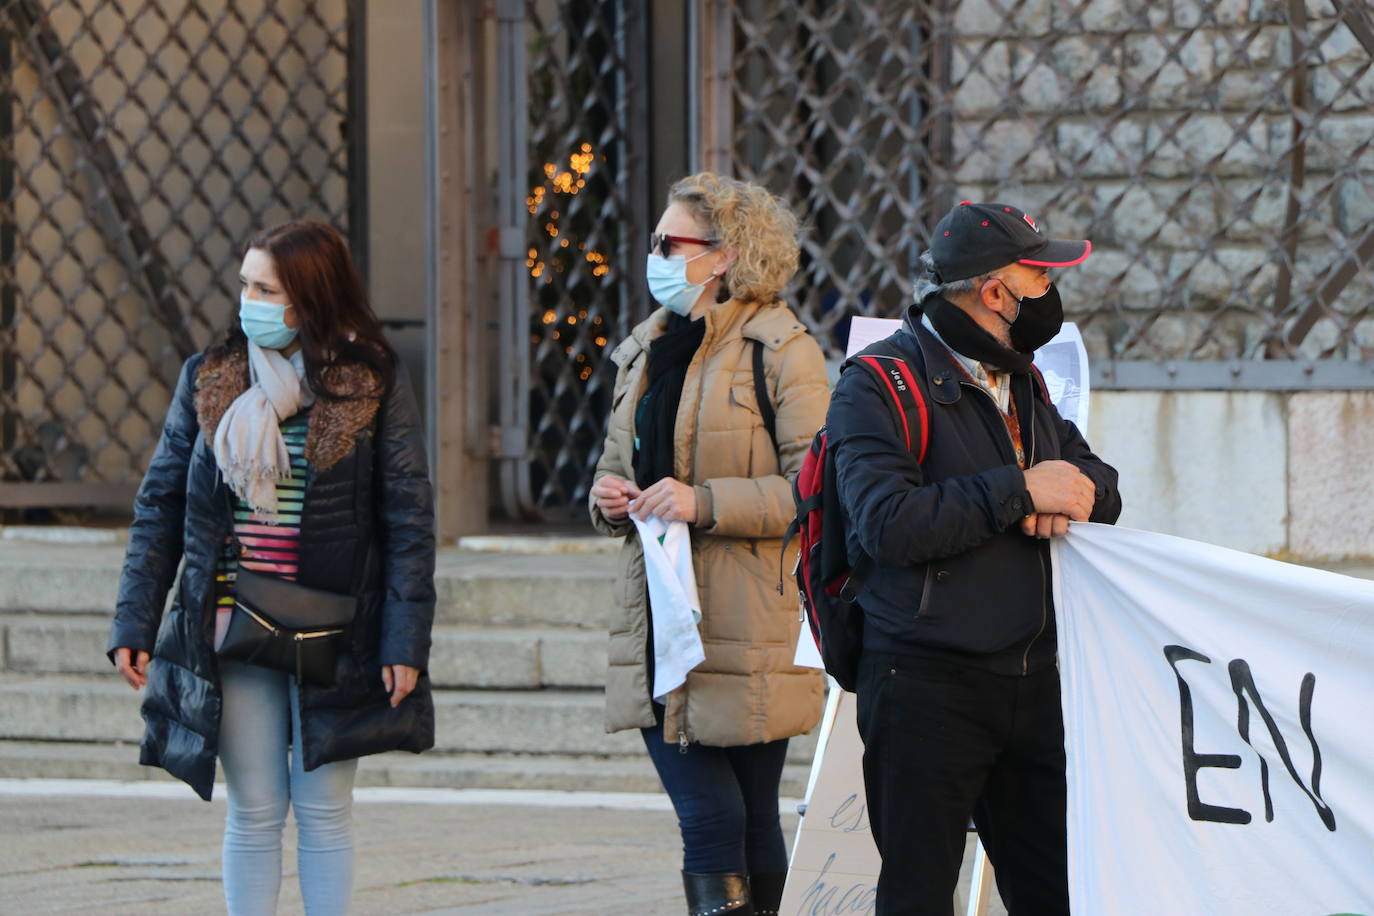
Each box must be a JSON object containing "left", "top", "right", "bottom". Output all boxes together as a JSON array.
[
  {"left": 0, "top": 780, "right": 999, "bottom": 915},
  {"left": 0, "top": 784, "right": 690, "bottom": 915},
  {"left": 1, "top": 529, "right": 1362, "bottom": 914}
]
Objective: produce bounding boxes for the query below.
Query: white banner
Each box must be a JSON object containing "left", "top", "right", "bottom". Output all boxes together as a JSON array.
[{"left": 1053, "top": 524, "right": 1374, "bottom": 916}]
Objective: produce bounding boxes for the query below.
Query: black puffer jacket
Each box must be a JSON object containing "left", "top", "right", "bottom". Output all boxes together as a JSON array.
[
  {"left": 107, "top": 341, "right": 436, "bottom": 800},
  {"left": 826, "top": 302, "right": 1121, "bottom": 676}
]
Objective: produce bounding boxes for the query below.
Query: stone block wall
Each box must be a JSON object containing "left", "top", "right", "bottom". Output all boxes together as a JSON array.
[
  {"left": 943, "top": 0, "right": 1374, "bottom": 364},
  {"left": 1090, "top": 390, "right": 1374, "bottom": 558},
  {"left": 941, "top": 2, "right": 1374, "bottom": 559},
  {"left": 1287, "top": 392, "right": 1374, "bottom": 557},
  {"left": 6, "top": 1, "right": 351, "bottom": 482}
]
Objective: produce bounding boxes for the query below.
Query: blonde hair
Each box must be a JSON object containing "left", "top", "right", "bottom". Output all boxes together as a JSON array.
[{"left": 667, "top": 172, "right": 800, "bottom": 304}]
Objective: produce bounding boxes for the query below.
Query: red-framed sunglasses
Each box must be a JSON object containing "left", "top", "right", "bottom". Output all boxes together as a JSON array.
[{"left": 649, "top": 233, "right": 718, "bottom": 258}]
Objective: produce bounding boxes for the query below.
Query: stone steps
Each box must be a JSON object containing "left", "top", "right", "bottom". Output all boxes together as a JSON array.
[
  {"left": 430, "top": 626, "right": 607, "bottom": 689},
  {"left": 0, "top": 534, "right": 824, "bottom": 794},
  {"left": 432, "top": 551, "right": 618, "bottom": 628},
  {"left": 0, "top": 543, "right": 621, "bottom": 629},
  {"left": 0, "top": 674, "right": 818, "bottom": 762},
  {"left": 0, "top": 614, "right": 608, "bottom": 690},
  {"left": 0, "top": 739, "right": 813, "bottom": 797}
]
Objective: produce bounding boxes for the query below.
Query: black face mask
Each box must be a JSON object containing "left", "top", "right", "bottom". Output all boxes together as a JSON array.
[
  {"left": 922, "top": 295, "right": 1033, "bottom": 373},
  {"left": 1005, "top": 282, "right": 1064, "bottom": 354}
]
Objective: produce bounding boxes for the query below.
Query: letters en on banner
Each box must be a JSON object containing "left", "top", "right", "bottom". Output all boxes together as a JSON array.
[{"left": 1052, "top": 523, "right": 1374, "bottom": 916}]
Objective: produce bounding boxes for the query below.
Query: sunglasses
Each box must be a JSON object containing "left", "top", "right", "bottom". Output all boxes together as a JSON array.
[{"left": 649, "top": 233, "right": 718, "bottom": 258}]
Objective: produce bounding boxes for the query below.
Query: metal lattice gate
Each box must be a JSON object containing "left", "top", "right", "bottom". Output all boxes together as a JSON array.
[
  {"left": 502, "top": 0, "right": 1373, "bottom": 516},
  {"left": 704, "top": 0, "right": 1374, "bottom": 388},
  {"left": 0, "top": 0, "right": 359, "bottom": 511},
  {"left": 494, "top": 0, "right": 650, "bottom": 516},
  {"left": 701, "top": 0, "right": 936, "bottom": 359}
]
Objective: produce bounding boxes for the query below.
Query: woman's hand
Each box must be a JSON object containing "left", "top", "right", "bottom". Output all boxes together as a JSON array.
[
  {"left": 592, "top": 474, "right": 641, "bottom": 522},
  {"left": 630, "top": 477, "right": 697, "bottom": 524},
  {"left": 113, "top": 648, "right": 151, "bottom": 690},
  {"left": 382, "top": 664, "right": 420, "bottom": 708}
]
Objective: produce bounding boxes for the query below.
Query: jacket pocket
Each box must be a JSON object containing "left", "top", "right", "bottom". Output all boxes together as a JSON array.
[
  {"left": 726, "top": 383, "right": 770, "bottom": 476},
  {"left": 915, "top": 563, "right": 936, "bottom": 617},
  {"left": 613, "top": 542, "right": 646, "bottom": 622},
  {"left": 913, "top": 536, "right": 1045, "bottom": 653},
  {"left": 728, "top": 382, "right": 761, "bottom": 418}
]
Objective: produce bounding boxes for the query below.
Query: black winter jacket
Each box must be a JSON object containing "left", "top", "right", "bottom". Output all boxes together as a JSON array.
[
  {"left": 107, "top": 342, "right": 436, "bottom": 800},
  {"left": 826, "top": 303, "right": 1121, "bottom": 675}
]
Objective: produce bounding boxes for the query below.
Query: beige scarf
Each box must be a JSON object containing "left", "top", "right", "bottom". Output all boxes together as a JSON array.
[{"left": 212, "top": 342, "right": 313, "bottom": 522}]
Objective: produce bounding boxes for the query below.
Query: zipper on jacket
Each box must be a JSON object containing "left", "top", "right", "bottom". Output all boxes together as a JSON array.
[
  {"left": 675, "top": 694, "right": 691, "bottom": 754},
  {"left": 961, "top": 378, "right": 1049, "bottom": 676},
  {"left": 958, "top": 381, "right": 1020, "bottom": 467},
  {"left": 1020, "top": 381, "right": 1046, "bottom": 675},
  {"left": 916, "top": 563, "right": 936, "bottom": 618},
  {"left": 1022, "top": 551, "right": 1050, "bottom": 676},
  {"left": 207, "top": 487, "right": 238, "bottom": 683}
]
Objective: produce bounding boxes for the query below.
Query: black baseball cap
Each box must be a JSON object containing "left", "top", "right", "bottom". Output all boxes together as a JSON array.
[{"left": 927, "top": 201, "right": 1092, "bottom": 283}]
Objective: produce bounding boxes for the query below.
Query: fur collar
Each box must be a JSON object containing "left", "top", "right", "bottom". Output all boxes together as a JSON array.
[{"left": 194, "top": 343, "right": 383, "bottom": 473}]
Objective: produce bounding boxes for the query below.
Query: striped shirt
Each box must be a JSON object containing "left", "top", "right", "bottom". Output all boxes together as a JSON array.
[{"left": 213, "top": 411, "right": 310, "bottom": 647}]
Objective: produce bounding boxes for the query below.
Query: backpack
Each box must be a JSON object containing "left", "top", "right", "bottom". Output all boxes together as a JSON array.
[
  {"left": 784, "top": 338, "right": 930, "bottom": 692},
  {"left": 785, "top": 331, "right": 1057, "bottom": 691}
]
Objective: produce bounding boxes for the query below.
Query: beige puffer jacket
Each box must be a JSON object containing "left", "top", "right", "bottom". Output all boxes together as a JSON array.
[{"left": 589, "top": 298, "right": 828, "bottom": 747}]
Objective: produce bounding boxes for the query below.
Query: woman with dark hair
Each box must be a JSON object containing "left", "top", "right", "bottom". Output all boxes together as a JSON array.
[{"left": 108, "top": 220, "right": 435, "bottom": 915}]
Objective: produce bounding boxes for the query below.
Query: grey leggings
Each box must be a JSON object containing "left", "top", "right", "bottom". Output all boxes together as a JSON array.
[{"left": 218, "top": 660, "right": 358, "bottom": 915}]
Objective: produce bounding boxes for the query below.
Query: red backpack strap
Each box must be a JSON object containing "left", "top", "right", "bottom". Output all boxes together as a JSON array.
[{"left": 853, "top": 355, "right": 929, "bottom": 465}]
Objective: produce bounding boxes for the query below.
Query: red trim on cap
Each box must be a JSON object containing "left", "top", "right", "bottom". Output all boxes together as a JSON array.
[
  {"left": 959, "top": 200, "right": 972, "bottom": 205},
  {"left": 1020, "top": 239, "right": 1093, "bottom": 268}
]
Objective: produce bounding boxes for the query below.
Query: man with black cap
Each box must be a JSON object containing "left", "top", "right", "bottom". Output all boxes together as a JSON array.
[{"left": 825, "top": 202, "right": 1122, "bottom": 914}]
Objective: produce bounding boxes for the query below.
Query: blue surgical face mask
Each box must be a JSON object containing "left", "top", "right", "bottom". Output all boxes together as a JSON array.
[
  {"left": 646, "top": 250, "right": 716, "bottom": 316},
  {"left": 239, "top": 294, "right": 298, "bottom": 349}
]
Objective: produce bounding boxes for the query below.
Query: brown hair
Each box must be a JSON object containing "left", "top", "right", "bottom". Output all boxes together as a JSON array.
[{"left": 213, "top": 220, "right": 394, "bottom": 398}]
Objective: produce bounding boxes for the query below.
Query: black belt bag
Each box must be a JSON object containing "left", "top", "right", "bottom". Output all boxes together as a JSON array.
[{"left": 217, "top": 568, "right": 357, "bottom": 687}]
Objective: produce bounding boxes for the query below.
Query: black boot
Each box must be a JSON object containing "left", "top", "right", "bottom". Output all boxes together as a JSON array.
[
  {"left": 682, "top": 871, "right": 753, "bottom": 915},
  {"left": 749, "top": 871, "right": 788, "bottom": 915}
]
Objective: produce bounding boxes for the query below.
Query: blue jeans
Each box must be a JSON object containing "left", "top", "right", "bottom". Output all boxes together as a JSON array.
[
  {"left": 218, "top": 660, "right": 358, "bottom": 915},
  {"left": 641, "top": 702, "right": 790, "bottom": 875}
]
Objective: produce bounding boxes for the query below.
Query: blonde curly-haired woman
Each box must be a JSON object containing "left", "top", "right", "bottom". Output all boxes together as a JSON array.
[{"left": 589, "top": 173, "right": 827, "bottom": 916}]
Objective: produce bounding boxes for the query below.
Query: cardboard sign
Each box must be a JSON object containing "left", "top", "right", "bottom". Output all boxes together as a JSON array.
[{"left": 779, "top": 691, "right": 878, "bottom": 914}]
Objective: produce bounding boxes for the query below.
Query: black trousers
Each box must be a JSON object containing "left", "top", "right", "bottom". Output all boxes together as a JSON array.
[
  {"left": 641, "top": 702, "right": 791, "bottom": 875},
  {"left": 855, "top": 652, "right": 1070, "bottom": 916}
]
